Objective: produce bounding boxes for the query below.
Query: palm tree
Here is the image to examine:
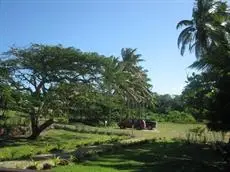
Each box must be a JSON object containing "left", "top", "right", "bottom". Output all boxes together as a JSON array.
[
  {"left": 177, "top": 0, "right": 229, "bottom": 58},
  {"left": 102, "top": 49, "right": 152, "bottom": 103},
  {"left": 121, "top": 48, "right": 144, "bottom": 73},
  {"left": 178, "top": 0, "right": 230, "bottom": 131},
  {"left": 120, "top": 48, "right": 152, "bottom": 103}
]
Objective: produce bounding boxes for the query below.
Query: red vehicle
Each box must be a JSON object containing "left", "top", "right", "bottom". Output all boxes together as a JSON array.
[{"left": 118, "top": 119, "right": 157, "bottom": 130}]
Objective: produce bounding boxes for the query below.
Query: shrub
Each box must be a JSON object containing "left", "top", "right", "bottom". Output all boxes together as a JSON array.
[
  {"left": 58, "top": 159, "right": 69, "bottom": 166},
  {"left": 42, "top": 163, "right": 53, "bottom": 170},
  {"left": 149, "top": 111, "right": 196, "bottom": 123},
  {"left": 167, "top": 111, "right": 196, "bottom": 123},
  {"left": 52, "top": 156, "right": 61, "bottom": 166},
  {"left": 70, "top": 154, "right": 79, "bottom": 162},
  {"left": 26, "top": 165, "right": 37, "bottom": 170},
  {"left": 26, "top": 160, "right": 39, "bottom": 170},
  {"left": 149, "top": 113, "right": 167, "bottom": 122}
]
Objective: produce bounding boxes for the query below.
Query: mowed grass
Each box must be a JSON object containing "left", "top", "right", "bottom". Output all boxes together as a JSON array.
[
  {"left": 0, "top": 122, "right": 211, "bottom": 162},
  {"left": 129, "top": 123, "right": 204, "bottom": 139},
  {"left": 0, "top": 122, "right": 227, "bottom": 171},
  {"left": 0, "top": 129, "right": 126, "bottom": 161},
  {"left": 65, "top": 122, "right": 204, "bottom": 140},
  {"left": 54, "top": 123, "right": 226, "bottom": 172},
  {"left": 54, "top": 141, "right": 224, "bottom": 172}
]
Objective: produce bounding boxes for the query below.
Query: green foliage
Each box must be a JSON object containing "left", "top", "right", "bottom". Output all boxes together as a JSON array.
[
  {"left": 177, "top": 0, "right": 230, "bottom": 131},
  {"left": 149, "top": 111, "right": 196, "bottom": 123},
  {"left": 26, "top": 160, "right": 39, "bottom": 170},
  {"left": 0, "top": 44, "right": 155, "bottom": 136},
  {"left": 0, "top": 111, "right": 29, "bottom": 127},
  {"left": 42, "top": 163, "right": 53, "bottom": 170},
  {"left": 0, "top": 44, "right": 110, "bottom": 138},
  {"left": 52, "top": 156, "right": 61, "bottom": 166},
  {"left": 182, "top": 72, "right": 215, "bottom": 121},
  {"left": 53, "top": 48, "right": 154, "bottom": 126},
  {"left": 154, "top": 93, "right": 184, "bottom": 114},
  {"left": 0, "top": 62, "right": 10, "bottom": 112},
  {"left": 167, "top": 111, "right": 196, "bottom": 123},
  {"left": 70, "top": 154, "right": 79, "bottom": 162},
  {"left": 177, "top": 0, "right": 229, "bottom": 58},
  {"left": 154, "top": 94, "right": 173, "bottom": 114}
]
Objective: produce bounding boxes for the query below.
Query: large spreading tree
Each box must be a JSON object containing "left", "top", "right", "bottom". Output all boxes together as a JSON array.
[
  {"left": 0, "top": 44, "right": 154, "bottom": 138},
  {"left": 1, "top": 44, "right": 106, "bottom": 139}
]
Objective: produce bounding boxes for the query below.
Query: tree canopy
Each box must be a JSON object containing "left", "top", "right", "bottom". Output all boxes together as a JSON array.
[
  {"left": 177, "top": 0, "right": 230, "bottom": 131},
  {"left": 0, "top": 44, "right": 153, "bottom": 138}
]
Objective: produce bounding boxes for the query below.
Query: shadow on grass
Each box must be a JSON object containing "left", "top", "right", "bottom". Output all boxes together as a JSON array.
[
  {"left": 82, "top": 141, "right": 226, "bottom": 172},
  {"left": 0, "top": 134, "right": 86, "bottom": 148},
  {"left": 0, "top": 137, "right": 29, "bottom": 147}
]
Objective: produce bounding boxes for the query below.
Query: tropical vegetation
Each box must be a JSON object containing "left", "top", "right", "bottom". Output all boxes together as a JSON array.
[
  {"left": 177, "top": 0, "right": 230, "bottom": 131},
  {"left": 0, "top": 0, "right": 230, "bottom": 171}
]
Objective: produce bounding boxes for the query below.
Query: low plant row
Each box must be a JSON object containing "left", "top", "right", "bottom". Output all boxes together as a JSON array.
[
  {"left": 52, "top": 123, "right": 130, "bottom": 136},
  {"left": 0, "top": 135, "right": 126, "bottom": 161}
]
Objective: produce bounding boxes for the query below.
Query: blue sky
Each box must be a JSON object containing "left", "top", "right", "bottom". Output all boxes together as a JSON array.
[{"left": 0, "top": 0, "right": 198, "bottom": 95}]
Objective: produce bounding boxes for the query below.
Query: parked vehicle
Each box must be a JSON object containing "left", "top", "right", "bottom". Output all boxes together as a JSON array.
[
  {"left": 145, "top": 121, "right": 157, "bottom": 130},
  {"left": 118, "top": 119, "right": 157, "bottom": 130}
]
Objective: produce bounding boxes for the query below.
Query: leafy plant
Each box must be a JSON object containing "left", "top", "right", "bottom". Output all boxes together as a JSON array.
[
  {"left": 52, "top": 156, "right": 61, "bottom": 166},
  {"left": 26, "top": 159, "right": 39, "bottom": 170},
  {"left": 70, "top": 154, "right": 79, "bottom": 162}
]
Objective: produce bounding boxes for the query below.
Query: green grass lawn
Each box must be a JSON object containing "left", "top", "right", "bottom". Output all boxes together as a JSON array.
[
  {"left": 63, "top": 122, "right": 204, "bottom": 139},
  {"left": 54, "top": 140, "right": 224, "bottom": 172},
  {"left": 53, "top": 123, "right": 226, "bottom": 172},
  {"left": 0, "top": 122, "right": 223, "bottom": 162},
  {"left": 0, "top": 129, "right": 126, "bottom": 161},
  {"left": 128, "top": 123, "right": 204, "bottom": 139},
  {"left": 0, "top": 122, "right": 227, "bottom": 171}
]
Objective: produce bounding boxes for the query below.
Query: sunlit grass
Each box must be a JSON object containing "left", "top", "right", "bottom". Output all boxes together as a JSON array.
[
  {"left": 0, "top": 122, "right": 227, "bottom": 171},
  {"left": 0, "top": 129, "right": 126, "bottom": 161}
]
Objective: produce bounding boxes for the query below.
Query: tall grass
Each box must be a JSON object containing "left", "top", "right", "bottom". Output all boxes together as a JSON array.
[{"left": 184, "top": 126, "right": 227, "bottom": 144}]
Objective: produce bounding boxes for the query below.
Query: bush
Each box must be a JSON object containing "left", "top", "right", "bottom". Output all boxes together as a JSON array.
[
  {"left": 149, "top": 111, "right": 196, "bottom": 123},
  {"left": 148, "top": 112, "right": 167, "bottom": 122},
  {"left": 167, "top": 111, "right": 196, "bottom": 123},
  {"left": 42, "top": 163, "right": 53, "bottom": 170}
]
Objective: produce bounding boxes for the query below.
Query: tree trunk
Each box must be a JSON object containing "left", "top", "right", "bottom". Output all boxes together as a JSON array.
[
  {"left": 29, "top": 112, "right": 38, "bottom": 139},
  {"left": 29, "top": 113, "right": 53, "bottom": 139}
]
